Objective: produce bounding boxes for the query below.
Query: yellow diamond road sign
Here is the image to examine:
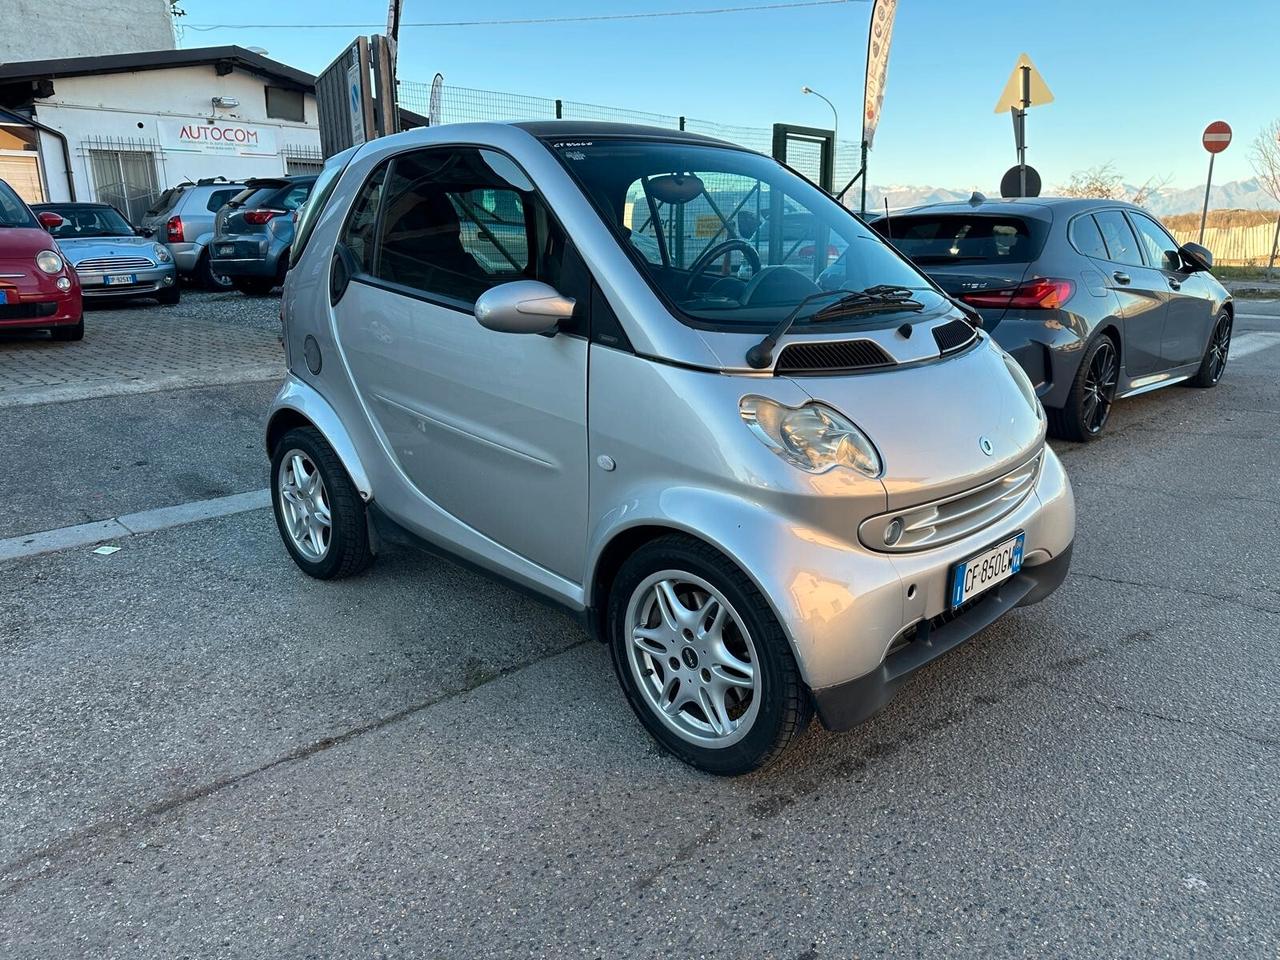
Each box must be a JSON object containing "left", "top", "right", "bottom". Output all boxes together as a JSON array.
[{"left": 994, "top": 53, "right": 1054, "bottom": 113}]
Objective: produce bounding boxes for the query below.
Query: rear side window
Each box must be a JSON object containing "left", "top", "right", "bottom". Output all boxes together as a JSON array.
[
  {"left": 1093, "top": 210, "right": 1144, "bottom": 267},
  {"left": 145, "top": 187, "right": 181, "bottom": 217},
  {"left": 204, "top": 188, "right": 240, "bottom": 213},
  {"left": 877, "top": 215, "right": 1037, "bottom": 264},
  {"left": 369, "top": 147, "right": 533, "bottom": 305},
  {"left": 1070, "top": 215, "right": 1109, "bottom": 259}
]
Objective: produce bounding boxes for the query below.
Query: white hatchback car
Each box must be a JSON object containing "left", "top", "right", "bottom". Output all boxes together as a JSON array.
[{"left": 267, "top": 122, "right": 1075, "bottom": 774}]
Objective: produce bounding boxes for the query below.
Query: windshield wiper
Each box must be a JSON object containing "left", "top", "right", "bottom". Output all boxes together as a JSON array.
[{"left": 745, "top": 288, "right": 924, "bottom": 369}]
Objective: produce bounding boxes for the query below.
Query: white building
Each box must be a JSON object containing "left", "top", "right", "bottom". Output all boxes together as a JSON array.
[
  {"left": 0, "top": 47, "right": 323, "bottom": 221},
  {"left": 1, "top": 0, "right": 176, "bottom": 61}
]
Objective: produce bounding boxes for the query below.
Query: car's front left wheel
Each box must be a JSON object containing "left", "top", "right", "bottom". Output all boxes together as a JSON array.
[
  {"left": 1189, "top": 311, "right": 1232, "bottom": 388},
  {"left": 607, "top": 535, "right": 811, "bottom": 775},
  {"left": 271, "top": 427, "right": 373, "bottom": 579}
]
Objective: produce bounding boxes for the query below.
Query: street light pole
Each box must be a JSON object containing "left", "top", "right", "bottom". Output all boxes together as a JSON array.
[{"left": 801, "top": 85, "right": 839, "bottom": 141}]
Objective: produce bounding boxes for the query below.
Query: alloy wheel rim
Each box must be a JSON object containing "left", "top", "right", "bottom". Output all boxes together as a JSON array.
[
  {"left": 1082, "top": 340, "right": 1118, "bottom": 434},
  {"left": 1208, "top": 316, "right": 1231, "bottom": 383},
  {"left": 277, "top": 449, "right": 332, "bottom": 561},
  {"left": 624, "top": 570, "right": 760, "bottom": 748}
]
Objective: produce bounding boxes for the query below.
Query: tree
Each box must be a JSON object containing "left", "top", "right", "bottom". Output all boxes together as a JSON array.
[
  {"left": 168, "top": 1, "right": 185, "bottom": 17},
  {"left": 1249, "top": 119, "right": 1280, "bottom": 274},
  {"left": 1057, "top": 162, "right": 1170, "bottom": 208}
]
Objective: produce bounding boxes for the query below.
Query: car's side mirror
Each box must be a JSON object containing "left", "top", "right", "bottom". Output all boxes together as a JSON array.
[
  {"left": 36, "top": 211, "right": 63, "bottom": 231},
  {"left": 1179, "top": 241, "right": 1213, "bottom": 272},
  {"left": 1162, "top": 250, "right": 1182, "bottom": 272},
  {"left": 474, "top": 280, "right": 575, "bottom": 335}
]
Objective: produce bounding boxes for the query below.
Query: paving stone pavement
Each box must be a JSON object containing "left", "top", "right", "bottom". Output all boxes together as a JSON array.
[{"left": 0, "top": 290, "right": 284, "bottom": 407}]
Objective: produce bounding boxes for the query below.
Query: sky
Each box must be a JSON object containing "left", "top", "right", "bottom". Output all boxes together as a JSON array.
[{"left": 176, "top": 0, "right": 1278, "bottom": 191}]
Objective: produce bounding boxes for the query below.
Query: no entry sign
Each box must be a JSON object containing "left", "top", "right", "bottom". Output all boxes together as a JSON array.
[{"left": 1202, "top": 121, "right": 1232, "bottom": 154}]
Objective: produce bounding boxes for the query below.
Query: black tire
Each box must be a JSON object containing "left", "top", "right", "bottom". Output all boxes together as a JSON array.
[
  {"left": 1189, "top": 311, "right": 1232, "bottom": 388},
  {"left": 270, "top": 426, "right": 373, "bottom": 580},
  {"left": 195, "top": 251, "right": 234, "bottom": 290},
  {"left": 156, "top": 286, "right": 180, "bottom": 306},
  {"left": 1047, "top": 334, "right": 1119, "bottom": 442},
  {"left": 234, "top": 278, "right": 276, "bottom": 296},
  {"left": 50, "top": 317, "right": 84, "bottom": 341},
  {"left": 607, "top": 534, "right": 811, "bottom": 775}
]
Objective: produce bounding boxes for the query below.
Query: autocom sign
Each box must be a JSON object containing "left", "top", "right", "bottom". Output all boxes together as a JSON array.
[{"left": 158, "top": 119, "right": 278, "bottom": 157}]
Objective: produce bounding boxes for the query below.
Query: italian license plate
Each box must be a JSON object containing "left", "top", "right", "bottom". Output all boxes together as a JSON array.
[
  {"left": 950, "top": 532, "right": 1025, "bottom": 609},
  {"left": 105, "top": 274, "right": 136, "bottom": 286},
  {"left": 217, "top": 244, "right": 235, "bottom": 256}
]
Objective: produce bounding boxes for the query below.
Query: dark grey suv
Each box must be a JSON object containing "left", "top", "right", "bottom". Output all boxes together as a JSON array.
[
  {"left": 210, "top": 176, "right": 315, "bottom": 295},
  {"left": 871, "top": 197, "right": 1233, "bottom": 440}
]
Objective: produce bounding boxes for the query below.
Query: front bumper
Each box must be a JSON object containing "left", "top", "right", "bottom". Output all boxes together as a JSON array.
[
  {"left": 76, "top": 265, "right": 176, "bottom": 298},
  {"left": 810, "top": 541, "right": 1072, "bottom": 729},
  {"left": 0, "top": 289, "right": 81, "bottom": 331}
]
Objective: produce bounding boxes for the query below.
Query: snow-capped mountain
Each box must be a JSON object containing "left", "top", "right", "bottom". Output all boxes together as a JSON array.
[{"left": 860, "top": 179, "right": 1275, "bottom": 216}]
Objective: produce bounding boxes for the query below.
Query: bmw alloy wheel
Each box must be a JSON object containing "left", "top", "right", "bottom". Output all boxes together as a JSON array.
[
  {"left": 624, "top": 570, "right": 760, "bottom": 748},
  {"left": 1082, "top": 338, "right": 1119, "bottom": 435},
  {"left": 1207, "top": 314, "right": 1232, "bottom": 383}
]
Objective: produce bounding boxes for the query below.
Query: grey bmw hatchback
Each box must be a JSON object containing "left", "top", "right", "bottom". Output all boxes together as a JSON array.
[
  {"left": 267, "top": 122, "right": 1075, "bottom": 774},
  {"left": 871, "top": 196, "right": 1233, "bottom": 440}
]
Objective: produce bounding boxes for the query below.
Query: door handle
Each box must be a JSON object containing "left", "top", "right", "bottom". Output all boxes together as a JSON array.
[
  {"left": 1167, "top": 278, "right": 1182, "bottom": 291},
  {"left": 1113, "top": 271, "right": 1131, "bottom": 285}
]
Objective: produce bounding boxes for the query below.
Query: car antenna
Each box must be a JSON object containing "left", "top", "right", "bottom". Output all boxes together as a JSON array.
[
  {"left": 882, "top": 197, "right": 891, "bottom": 240},
  {"left": 968, "top": 191, "right": 986, "bottom": 207}
]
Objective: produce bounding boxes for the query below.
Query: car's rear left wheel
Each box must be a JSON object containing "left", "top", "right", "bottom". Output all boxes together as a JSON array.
[
  {"left": 271, "top": 427, "right": 373, "bottom": 579},
  {"left": 1048, "top": 334, "right": 1118, "bottom": 442},
  {"left": 607, "top": 535, "right": 811, "bottom": 775}
]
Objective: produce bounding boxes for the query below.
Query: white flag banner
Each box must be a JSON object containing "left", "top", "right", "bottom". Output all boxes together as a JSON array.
[
  {"left": 429, "top": 73, "right": 444, "bottom": 127},
  {"left": 861, "top": 0, "right": 898, "bottom": 149}
]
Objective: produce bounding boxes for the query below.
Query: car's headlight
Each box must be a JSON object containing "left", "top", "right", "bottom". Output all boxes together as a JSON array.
[
  {"left": 1000, "top": 350, "right": 1043, "bottom": 419},
  {"left": 740, "top": 397, "right": 882, "bottom": 476},
  {"left": 153, "top": 243, "right": 172, "bottom": 263},
  {"left": 35, "top": 250, "right": 63, "bottom": 274}
]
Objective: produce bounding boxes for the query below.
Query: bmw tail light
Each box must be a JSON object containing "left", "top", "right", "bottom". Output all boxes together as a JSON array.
[
  {"left": 961, "top": 278, "right": 1075, "bottom": 310},
  {"left": 166, "top": 215, "right": 184, "bottom": 243},
  {"left": 244, "top": 209, "right": 287, "bottom": 225}
]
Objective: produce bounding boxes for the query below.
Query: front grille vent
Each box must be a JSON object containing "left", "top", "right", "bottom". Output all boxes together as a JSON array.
[
  {"left": 932, "top": 318, "right": 978, "bottom": 355},
  {"left": 774, "top": 339, "right": 895, "bottom": 375},
  {"left": 858, "top": 454, "right": 1042, "bottom": 553},
  {"left": 74, "top": 256, "right": 156, "bottom": 273}
]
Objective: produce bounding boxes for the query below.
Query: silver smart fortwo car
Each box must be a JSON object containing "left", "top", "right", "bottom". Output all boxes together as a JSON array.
[{"left": 266, "top": 122, "right": 1076, "bottom": 775}]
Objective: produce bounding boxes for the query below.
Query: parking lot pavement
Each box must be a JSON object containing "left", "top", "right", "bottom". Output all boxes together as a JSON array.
[
  {"left": 0, "top": 290, "right": 283, "bottom": 408},
  {"left": 1, "top": 305, "right": 1278, "bottom": 957}
]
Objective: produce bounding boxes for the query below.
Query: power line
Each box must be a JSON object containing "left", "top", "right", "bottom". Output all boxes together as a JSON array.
[{"left": 184, "top": 0, "right": 861, "bottom": 31}]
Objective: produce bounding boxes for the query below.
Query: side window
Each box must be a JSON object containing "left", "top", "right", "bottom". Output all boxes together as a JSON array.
[
  {"left": 1093, "top": 210, "right": 1144, "bottom": 267},
  {"left": 373, "top": 147, "right": 533, "bottom": 305},
  {"left": 204, "top": 188, "right": 239, "bottom": 213},
  {"left": 1128, "top": 212, "right": 1179, "bottom": 270},
  {"left": 340, "top": 164, "right": 387, "bottom": 273},
  {"left": 1070, "top": 215, "right": 1109, "bottom": 260}
]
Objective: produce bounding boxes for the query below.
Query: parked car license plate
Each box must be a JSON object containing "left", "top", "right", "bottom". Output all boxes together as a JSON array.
[
  {"left": 950, "top": 532, "right": 1024, "bottom": 608},
  {"left": 105, "top": 274, "right": 136, "bottom": 286},
  {"left": 217, "top": 244, "right": 235, "bottom": 256}
]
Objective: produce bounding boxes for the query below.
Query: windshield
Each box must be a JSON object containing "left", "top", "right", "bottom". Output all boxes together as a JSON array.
[
  {"left": 38, "top": 204, "right": 134, "bottom": 238},
  {"left": 551, "top": 139, "right": 933, "bottom": 328},
  {"left": 0, "top": 180, "right": 37, "bottom": 228}
]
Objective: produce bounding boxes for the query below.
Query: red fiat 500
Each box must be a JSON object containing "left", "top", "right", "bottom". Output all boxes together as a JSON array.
[{"left": 0, "top": 178, "right": 82, "bottom": 340}]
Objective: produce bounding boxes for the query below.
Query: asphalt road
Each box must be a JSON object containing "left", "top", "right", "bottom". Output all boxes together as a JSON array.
[{"left": 1, "top": 296, "right": 1277, "bottom": 958}]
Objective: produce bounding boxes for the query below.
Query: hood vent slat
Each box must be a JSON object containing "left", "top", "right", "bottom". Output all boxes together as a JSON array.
[
  {"left": 932, "top": 319, "right": 978, "bottom": 355},
  {"left": 774, "top": 339, "right": 895, "bottom": 375}
]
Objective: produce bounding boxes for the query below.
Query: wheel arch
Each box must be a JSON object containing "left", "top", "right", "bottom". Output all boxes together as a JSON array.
[{"left": 265, "top": 378, "right": 373, "bottom": 502}]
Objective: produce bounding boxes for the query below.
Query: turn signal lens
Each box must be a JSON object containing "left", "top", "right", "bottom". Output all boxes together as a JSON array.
[
  {"left": 740, "top": 397, "right": 882, "bottom": 476},
  {"left": 35, "top": 250, "right": 64, "bottom": 274},
  {"left": 961, "top": 278, "right": 1075, "bottom": 310}
]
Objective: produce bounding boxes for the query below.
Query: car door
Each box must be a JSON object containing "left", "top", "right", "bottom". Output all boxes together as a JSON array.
[
  {"left": 1091, "top": 209, "right": 1167, "bottom": 377},
  {"left": 1126, "top": 210, "right": 1214, "bottom": 369},
  {"left": 331, "top": 145, "right": 589, "bottom": 580}
]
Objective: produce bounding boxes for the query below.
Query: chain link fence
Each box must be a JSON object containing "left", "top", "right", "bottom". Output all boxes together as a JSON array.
[{"left": 399, "top": 80, "right": 863, "bottom": 189}]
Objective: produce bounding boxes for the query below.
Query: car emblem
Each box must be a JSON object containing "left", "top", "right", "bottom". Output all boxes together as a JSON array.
[{"left": 979, "top": 436, "right": 994, "bottom": 456}]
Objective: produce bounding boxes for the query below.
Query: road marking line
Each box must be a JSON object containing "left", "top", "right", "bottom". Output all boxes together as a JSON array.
[
  {"left": 0, "top": 489, "right": 271, "bottom": 563},
  {"left": 1230, "top": 332, "right": 1280, "bottom": 359},
  {"left": 1235, "top": 312, "right": 1279, "bottom": 320}
]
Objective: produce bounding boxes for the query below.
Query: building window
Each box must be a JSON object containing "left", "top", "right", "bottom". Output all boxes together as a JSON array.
[
  {"left": 282, "top": 143, "right": 323, "bottom": 175},
  {"left": 87, "top": 146, "right": 159, "bottom": 224},
  {"left": 266, "top": 86, "right": 306, "bottom": 123}
]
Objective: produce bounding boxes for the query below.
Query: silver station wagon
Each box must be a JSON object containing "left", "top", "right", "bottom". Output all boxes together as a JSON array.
[{"left": 266, "top": 122, "right": 1076, "bottom": 774}]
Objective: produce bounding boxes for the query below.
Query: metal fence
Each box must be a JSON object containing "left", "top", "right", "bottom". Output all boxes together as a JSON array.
[
  {"left": 398, "top": 80, "right": 864, "bottom": 189},
  {"left": 1169, "top": 222, "right": 1280, "bottom": 266}
]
